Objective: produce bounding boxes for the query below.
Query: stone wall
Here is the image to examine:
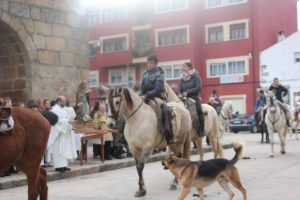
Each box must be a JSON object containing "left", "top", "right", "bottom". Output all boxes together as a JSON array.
[{"left": 0, "top": 0, "right": 89, "bottom": 103}]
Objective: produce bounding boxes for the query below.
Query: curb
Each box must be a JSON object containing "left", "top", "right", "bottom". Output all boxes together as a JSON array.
[{"left": 0, "top": 143, "right": 233, "bottom": 190}]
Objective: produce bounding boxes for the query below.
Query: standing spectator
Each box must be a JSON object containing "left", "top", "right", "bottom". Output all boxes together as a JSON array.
[
  {"left": 43, "top": 99, "right": 51, "bottom": 111},
  {"left": 208, "top": 90, "right": 223, "bottom": 114},
  {"left": 47, "top": 96, "right": 77, "bottom": 173}
]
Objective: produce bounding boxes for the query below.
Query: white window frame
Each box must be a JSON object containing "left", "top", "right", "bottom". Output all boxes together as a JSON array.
[
  {"left": 89, "top": 70, "right": 99, "bottom": 88},
  {"left": 205, "top": 19, "right": 249, "bottom": 43},
  {"left": 205, "top": 0, "right": 247, "bottom": 9},
  {"left": 158, "top": 59, "right": 190, "bottom": 80},
  {"left": 100, "top": 33, "right": 129, "bottom": 54},
  {"left": 155, "top": 25, "right": 190, "bottom": 47},
  {"left": 206, "top": 56, "right": 249, "bottom": 78},
  {"left": 99, "top": 4, "right": 128, "bottom": 23},
  {"left": 220, "top": 94, "right": 246, "bottom": 114},
  {"left": 155, "top": 0, "right": 189, "bottom": 14},
  {"left": 108, "top": 68, "right": 136, "bottom": 87},
  {"left": 294, "top": 52, "right": 300, "bottom": 63}
]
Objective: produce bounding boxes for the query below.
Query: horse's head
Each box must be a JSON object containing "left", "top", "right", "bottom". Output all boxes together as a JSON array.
[
  {"left": 266, "top": 90, "right": 277, "bottom": 113},
  {"left": 106, "top": 87, "right": 133, "bottom": 128},
  {"left": 224, "top": 101, "right": 233, "bottom": 116}
]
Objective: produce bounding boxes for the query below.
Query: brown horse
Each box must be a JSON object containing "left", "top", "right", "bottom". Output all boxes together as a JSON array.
[{"left": 0, "top": 107, "right": 51, "bottom": 200}]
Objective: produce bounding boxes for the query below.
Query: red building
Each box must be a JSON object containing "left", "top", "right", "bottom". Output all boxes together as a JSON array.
[{"left": 88, "top": 0, "right": 298, "bottom": 114}]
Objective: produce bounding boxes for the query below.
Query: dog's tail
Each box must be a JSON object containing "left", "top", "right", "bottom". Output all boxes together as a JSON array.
[{"left": 230, "top": 141, "right": 244, "bottom": 165}]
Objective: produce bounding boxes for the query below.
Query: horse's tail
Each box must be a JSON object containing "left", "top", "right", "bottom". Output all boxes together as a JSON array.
[
  {"left": 41, "top": 111, "right": 58, "bottom": 126},
  {"left": 182, "top": 130, "right": 191, "bottom": 160},
  {"left": 217, "top": 137, "right": 224, "bottom": 158}
]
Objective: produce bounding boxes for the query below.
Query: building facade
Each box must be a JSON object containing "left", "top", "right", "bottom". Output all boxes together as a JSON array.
[
  {"left": 88, "top": 0, "right": 298, "bottom": 113},
  {"left": 260, "top": 32, "right": 300, "bottom": 108},
  {"left": 0, "top": 0, "right": 89, "bottom": 103}
]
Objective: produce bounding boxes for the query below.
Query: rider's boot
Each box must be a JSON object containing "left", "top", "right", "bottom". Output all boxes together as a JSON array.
[
  {"left": 161, "top": 103, "right": 175, "bottom": 145},
  {"left": 197, "top": 113, "right": 206, "bottom": 137}
]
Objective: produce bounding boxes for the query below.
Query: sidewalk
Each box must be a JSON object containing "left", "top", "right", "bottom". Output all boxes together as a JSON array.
[{"left": 0, "top": 139, "right": 233, "bottom": 190}]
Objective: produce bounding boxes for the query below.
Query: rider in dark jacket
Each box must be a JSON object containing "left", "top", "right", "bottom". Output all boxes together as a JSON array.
[
  {"left": 178, "top": 62, "right": 205, "bottom": 136},
  {"left": 140, "top": 55, "right": 175, "bottom": 144}
]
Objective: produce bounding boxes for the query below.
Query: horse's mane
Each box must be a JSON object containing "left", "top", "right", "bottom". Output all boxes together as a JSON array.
[
  {"left": 164, "top": 83, "right": 180, "bottom": 102},
  {"left": 123, "top": 88, "right": 133, "bottom": 109}
]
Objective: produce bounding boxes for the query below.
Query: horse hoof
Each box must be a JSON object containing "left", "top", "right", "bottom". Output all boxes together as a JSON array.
[
  {"left": 169, "top": 184, "right": 177, "bottom": 190},
  {"left": 270, "top": 155, "right": 274, "bottom": 158},
  {"left": 280, "top": 150, "right": 286, "bottom": 154},
  {"left": 134, "top": 190, "right": 146, "bottom": 197}
]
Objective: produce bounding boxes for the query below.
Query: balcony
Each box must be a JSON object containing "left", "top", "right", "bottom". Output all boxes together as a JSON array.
[{"left": 132, "top": 29, "right": 152, "bottom": 62}]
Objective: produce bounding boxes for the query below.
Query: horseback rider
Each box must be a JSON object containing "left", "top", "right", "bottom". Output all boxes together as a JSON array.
[
  {"left": 255, "top": 89, "right": 266, "bottom": 125},
  {"left": 294, "top": 91, "right": 300, "bottom": 121},
  {"left": 208, "top": 90, "right": 223, "bottom": 115},
  {"left": 140, "top": 54, "right": 175, "bottom": 144},
  {"left": 178, "top": 62, "right": 205, "bottom": 136},
  {"left": 269, "top": 78, "right": 291, "bottom": 127}
]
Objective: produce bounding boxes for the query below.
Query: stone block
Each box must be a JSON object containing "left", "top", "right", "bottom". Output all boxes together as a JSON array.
[
  {"left": 0, "top": 0, "right": 9, "bottom": 10},
  {"left": 0, "top": 80, "right": 13, "bottom": 91},
  {"left": 1, "top": 10, "right": 11, "bottom": 24},
  {"left": 41, "top": 7, "right": 66, "bottom": 24},
  {"left": 66, "top": 39, "right": 82, "bottom": 54},
  {"left": 35, "top": 21, "right": 52, "bottom": 36},
  {"left": 0, "top": 57, "right": 10, "bottom": 66},
  {"left": 9, "top": 2, "right": 30, "bottom": 18},
  {"left": 46, "top": 37, "right": 65, "bottom": 51},
  {"left": 14, "top": 79, "right": 26, "bottom": 90},
  {"left": 33, "top": 34, "right": 46, "bottom": 49},
  {"left": 31, "top": 7, "right": 41, "bottom": 20},
  {"left": 3, "top": 66, "right": 17, "bottom": 79},
  {"left": 21, "top": 19, "right": 35, "bottom": 33},
  {"left": 3, "top": 90, "right": 24, "bottom": 102},
  {"left": 73, "top": 54, "right": 88, "bottom": 68},
  {"left": 66, "top": 13, "right": 80, "bottom": 28},
  {"left": 11, "top": 55, "right": 24, "bottom": 65},
  {"left": 53, "top": 24, "right": 71, "bottom": 37},
  {"left": 16, "top": 65, "right": 26, "bottom": 78},
  {"left": 38, "top": 50, "right": 58, "bottom": 65},
  {"left": 60, "top": 52, "right": 73, "bottom": 66}
]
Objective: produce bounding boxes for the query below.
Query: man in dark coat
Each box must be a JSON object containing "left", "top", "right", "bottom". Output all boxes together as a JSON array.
[{"left": 140, "top": 54, "right": 175, "bottom": 144}]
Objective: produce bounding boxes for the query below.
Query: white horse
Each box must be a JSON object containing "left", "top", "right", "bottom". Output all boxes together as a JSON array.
[
  {"left": 290, "top": 107, "right": 300, "bottom": 140},
  {"left": 219, "top": 101, "right": 233, "bottom": 138},
  {"left": 164, "top": 84, "right": 223, "bottom": 160},
  {"left": 106, "top": 87, "right": 192, "bottom": 197},
  {"left": 265, "top": 90, "right": 288, "bottom": 157}
]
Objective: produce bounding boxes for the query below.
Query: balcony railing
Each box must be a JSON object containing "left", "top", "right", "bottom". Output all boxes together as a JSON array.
[{"left": 132, "top": 46, "right": 152, "bottom": 58}]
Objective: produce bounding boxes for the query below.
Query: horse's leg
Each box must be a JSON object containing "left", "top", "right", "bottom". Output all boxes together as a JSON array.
[
  {"left": 210, "top": 136, "right": 218, "bottom": 159},
  {"left": 195, "top": 136, "right": 204, "bottom": 160},
  {"left": 39, "top": 167, "right": 48, "bottom": 200},
  {"left": 134, "top": 158, "right": 146, "bottom": 197},
  {"left": 265, "top": 125, "right": 270, "bottom": 144},
  {"left": 169, "top": 143, "right": 184, "bottom": 191},
  {"left": 260, "top": 127, "right": 264, "bottom": 144},
  {"left": 279, "top": 129, "right": 286, "bottom": 155},
  {"left": 269, "top": 129, "right": 275, "bottom": 158},
  {"left": 25, "top": 167, "right": 41, "bottom": 200}
]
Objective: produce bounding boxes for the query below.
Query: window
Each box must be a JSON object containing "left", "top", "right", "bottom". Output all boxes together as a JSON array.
[
  {"left": 157, "top": 27, "right": 188, "bottom": 46},
  {"left": 210, "top": 63, "right": 226, "bottom": 76},
  {"left": 206, "top": 19, "right": 248, "bottom": 43},
  {"left": 159, "top": 62, "right": 185, "bottom": 80},
  {"left": 109, "top": 68, "right": 135, "bottom": 86},
  {"left": 295, "top": 52, "right": 300, "bottom": 63},
  {"left": 207, "top": 57, "right": 248, "bottom": 77},
  {"left": 230, "top": 23, "right": 246, "bottom": 40},
  {"left": 208, "top": 26, "right": 223, "bottom": 42},
  {"left": 89, "top": 71, "right": 99, "bottom": 88},
  {"left": 88, "top": 42, "right": 97, "bottom": 57},
  {"left": 102, "top": 36, "right": 128, "bottom": 53},
  {"left": 88, "top": 15, "right": 97, "bottom": 28},
  {"left": 157, "top": 0, "right": 188, "bottom": 13},
  {"left": 102, "top": 6, "right": 127, "bottom": 23},
  {"left": 207, "top": 0, "right": 223, "bottom": 8},
  {"left": 229, "top": 0, "right": 247, "bottom": 5}
]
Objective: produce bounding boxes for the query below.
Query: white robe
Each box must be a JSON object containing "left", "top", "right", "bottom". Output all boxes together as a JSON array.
[{"left": 47, "top": 104, "right": 77, "bottom": 168}]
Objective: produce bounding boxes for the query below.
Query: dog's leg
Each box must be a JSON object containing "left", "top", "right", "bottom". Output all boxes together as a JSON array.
[
  {"left": 218, "top": 178, "right": 234, "bottom": 200},
  {"left": 196, "top": 187, "right": 205, "bottom": 200},
  {"left": 170, "top": 176, "right": 178, "bottom": 190},
  {"left": 227, "top": 167, "right": 247, "bottom": 200},
  {"left": 176, "top": 186, "right": 191, "bottom": 200}
]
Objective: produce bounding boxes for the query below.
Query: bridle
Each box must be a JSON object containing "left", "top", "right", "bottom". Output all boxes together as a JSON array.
[{"left": 108, "top": 90, "right": 143, "bottom": 121}]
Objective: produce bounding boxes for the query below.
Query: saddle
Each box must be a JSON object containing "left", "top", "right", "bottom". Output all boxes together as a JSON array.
[
  {"left": 147, "top": 98, "right": 175, "bottom": 136},
  {"left": 182, "top": 98, "right": 206, "bottom": 131}
]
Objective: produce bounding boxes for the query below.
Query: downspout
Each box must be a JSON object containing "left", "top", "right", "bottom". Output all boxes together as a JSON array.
[{"left": 250, "top": 0, "right": 257, "bottom": 112}]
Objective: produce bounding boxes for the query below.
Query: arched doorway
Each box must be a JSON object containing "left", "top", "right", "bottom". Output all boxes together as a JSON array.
[{"left": 0, "top": 20, "right": 29, "bottom": 103}]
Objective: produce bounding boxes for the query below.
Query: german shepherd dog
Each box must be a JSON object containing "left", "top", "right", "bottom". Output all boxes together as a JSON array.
[{"left": 162, "top": 141, "right": 247, "bottom": 200}]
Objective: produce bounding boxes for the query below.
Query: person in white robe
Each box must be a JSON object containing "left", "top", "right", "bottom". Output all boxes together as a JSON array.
[{"left": 47, "top": 96, "right": 77, "bottom": 173}]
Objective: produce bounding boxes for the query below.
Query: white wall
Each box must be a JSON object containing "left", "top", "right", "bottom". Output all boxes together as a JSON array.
[{"left": 260, "top": 32, "right": 300, "bottom": 107}]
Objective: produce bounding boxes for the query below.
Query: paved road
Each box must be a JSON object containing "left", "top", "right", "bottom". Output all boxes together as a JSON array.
[{"left": 0, "top": 133, "right": 299, "bottom": 200}]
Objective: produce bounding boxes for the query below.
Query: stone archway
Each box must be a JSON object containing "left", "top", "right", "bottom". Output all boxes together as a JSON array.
[{"left": 0, "top": 20, "right": 29, "bottom": 103}]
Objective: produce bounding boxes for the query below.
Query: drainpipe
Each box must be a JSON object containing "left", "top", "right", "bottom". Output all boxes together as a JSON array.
[{"left": 250, "top": 0, "right": 257, "bottom": 112}]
